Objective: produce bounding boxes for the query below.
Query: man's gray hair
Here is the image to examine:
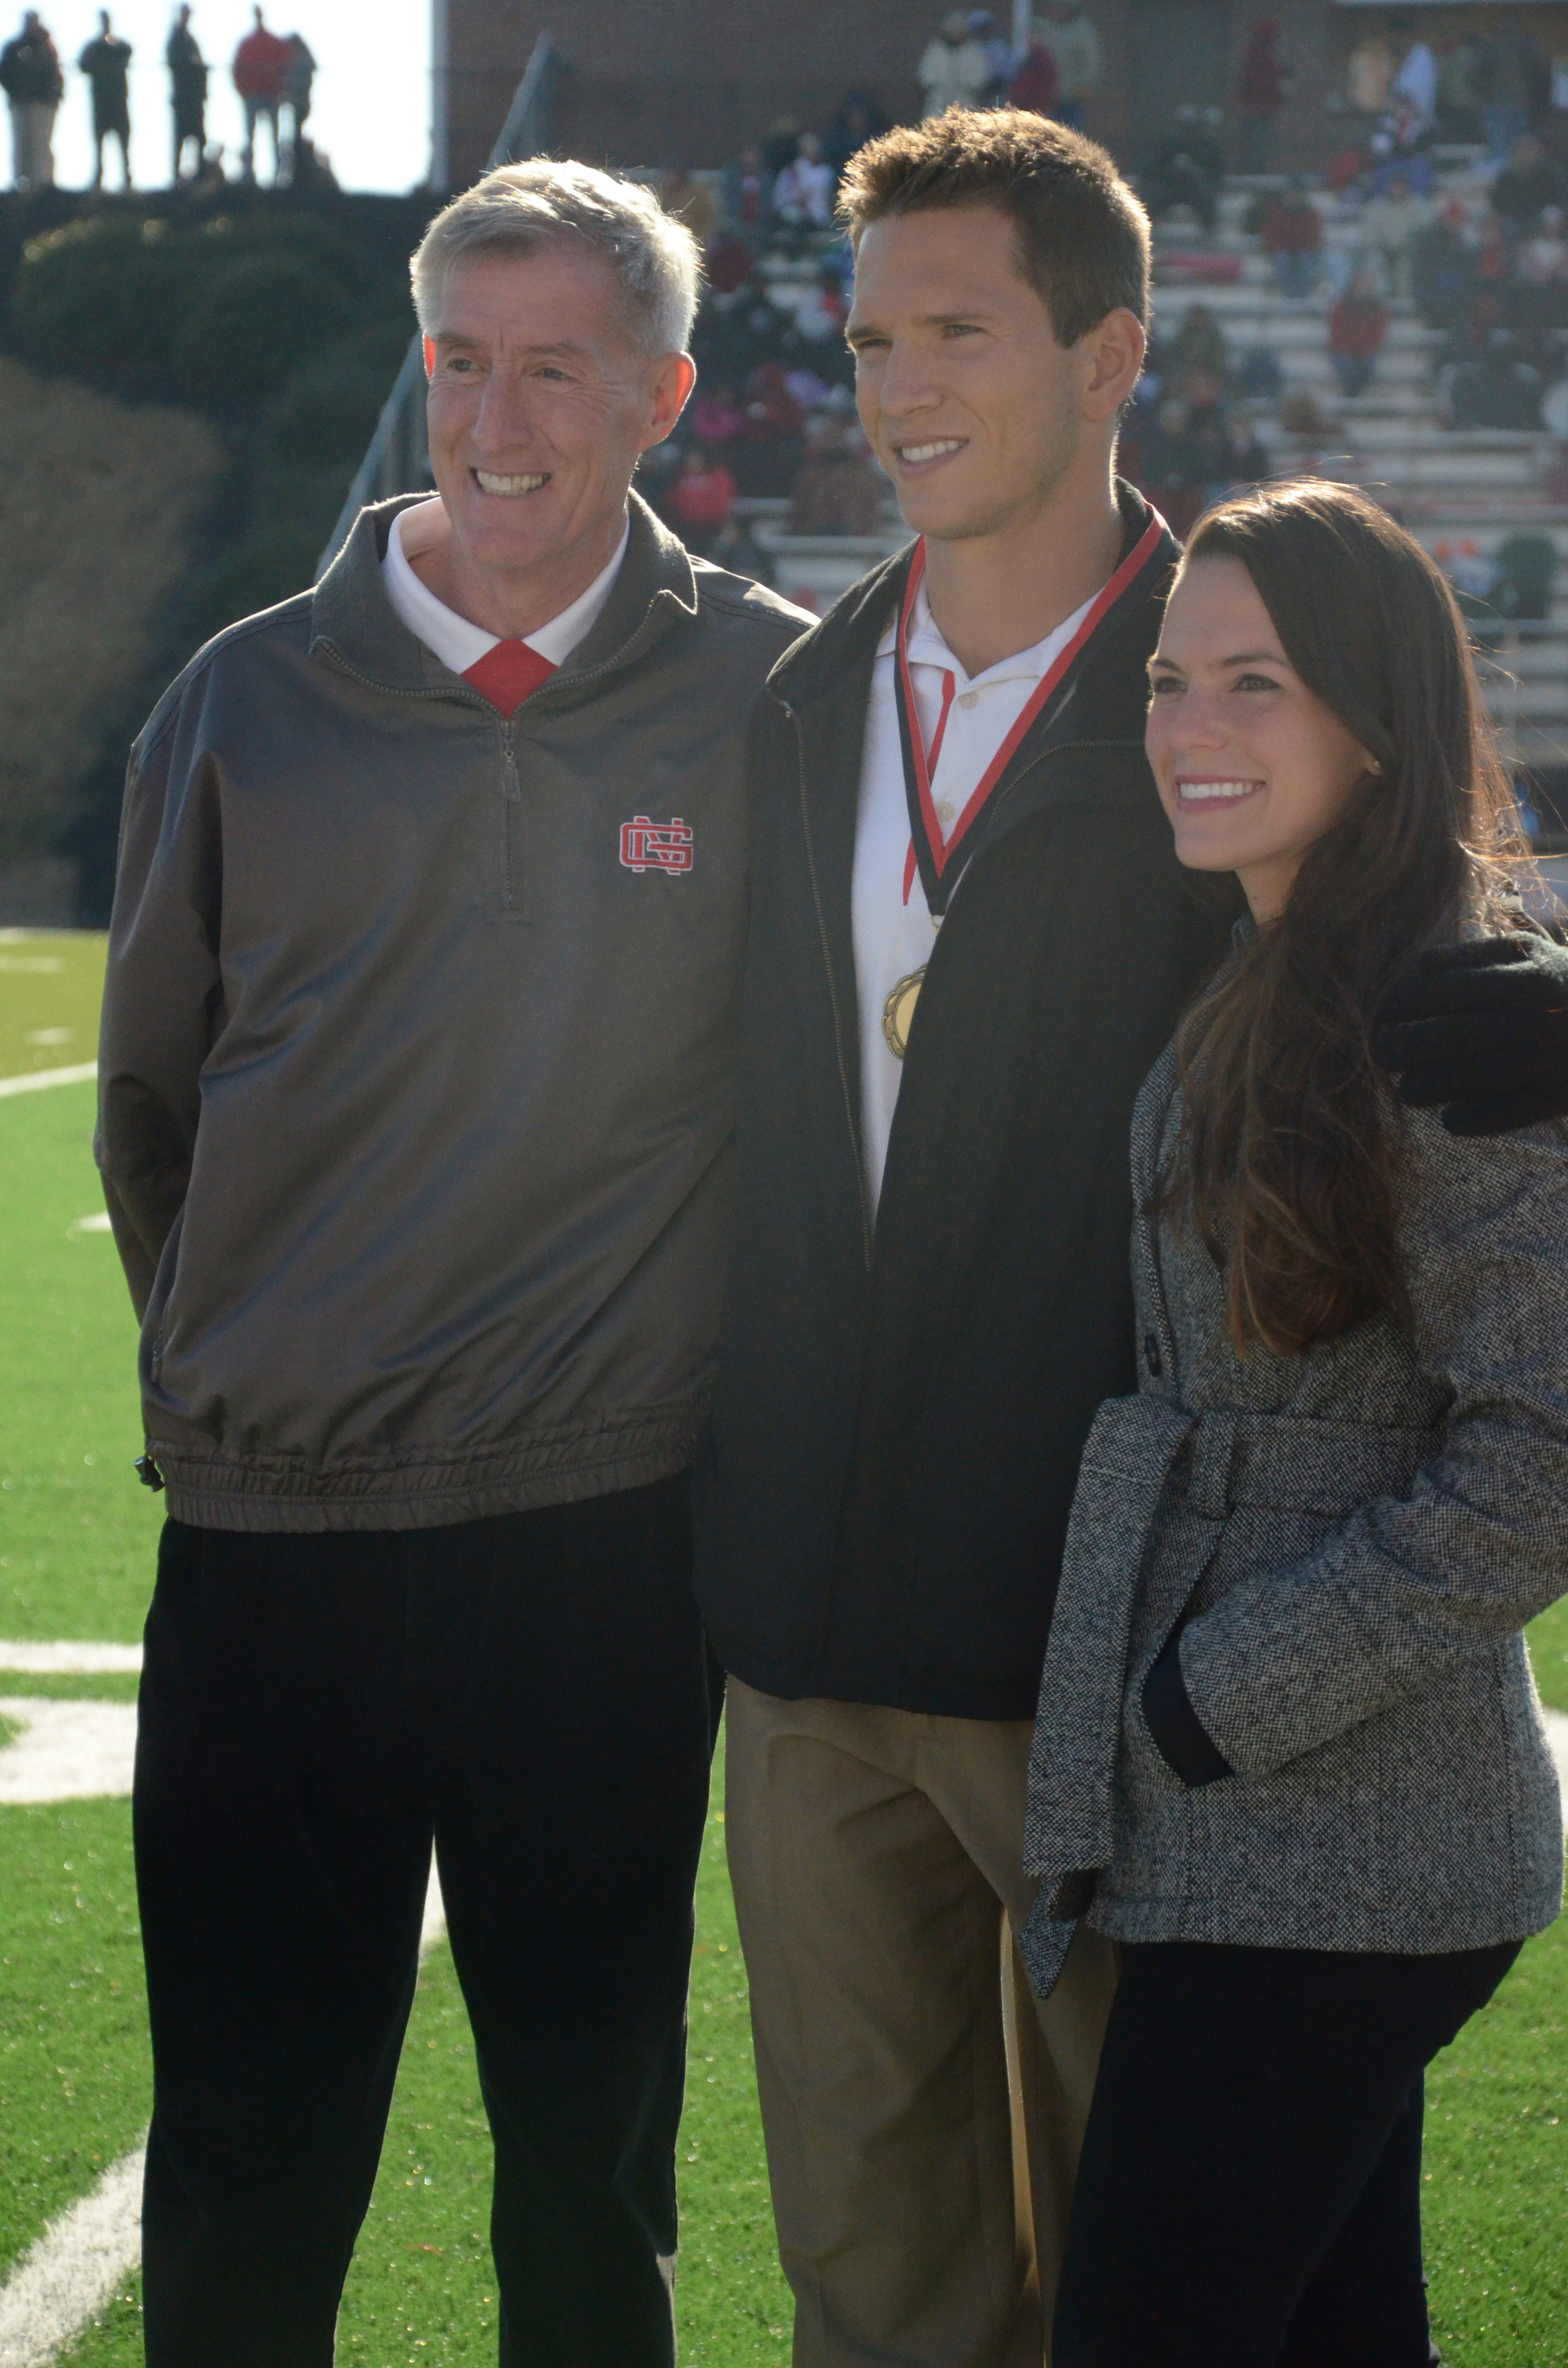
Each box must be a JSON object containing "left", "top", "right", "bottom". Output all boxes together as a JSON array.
[{"left": 411, "top": 160, "right": 702, "bottom": 354}]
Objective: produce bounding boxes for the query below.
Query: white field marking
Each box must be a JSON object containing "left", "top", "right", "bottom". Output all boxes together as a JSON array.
[
  {"left": 0, "top": 1867, "right": 445, "bottom": 2364},
  {"left": 0, "top": 1065, "right": 97, "bottom": 1100},
  {"left": 66, "top": 1214, "right": 112, "bottom": 1238},
  {"left": 0, "top": 1701, "right": 138, "bottom": 1804},
  {"left": 0, "top": 1644, "right": 142, "bottom": 1674},
  {"left": 1549, "top": 1710, "right": 1568, "bottom": 1801},
  {"left": 0, "top": 2147, "right": 145, "bottom": 2367}
]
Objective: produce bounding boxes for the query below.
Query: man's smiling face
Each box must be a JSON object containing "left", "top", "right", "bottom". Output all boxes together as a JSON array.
[
  {"left": 847, "top": 203, "right": 1098, "bottom": 544},
  {"left": 423, "top": 242, "right": 686, "bottom": 590}
]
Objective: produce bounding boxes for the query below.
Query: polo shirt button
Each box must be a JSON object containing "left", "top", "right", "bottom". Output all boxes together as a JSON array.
[
  {"left": 1143, "top": 1329, "right": 1163, "bottom": 1376},
  {"left": 958, "top": 689, "right": 979, "bottom": 709}
]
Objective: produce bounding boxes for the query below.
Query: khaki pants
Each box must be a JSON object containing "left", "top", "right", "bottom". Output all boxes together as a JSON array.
[
  {"left": 724, "top": 1680, "right": 1118, "bottom": 2368},
  {"left": 8, "top": 98, "right": 56, "bottom": 189}
]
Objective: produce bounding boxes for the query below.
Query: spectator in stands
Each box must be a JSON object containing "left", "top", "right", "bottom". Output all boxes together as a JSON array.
[
  {"left": 1358, "top": 169, "right": 1433, "bottom": 299},
  {"left": 78, "top": 9, "right": 131, "bottom": 189},
  {"left": 722, "top": 142, "right": 770, "bottom": 242},
  {"left": 735, "top": 359, "right": 806, "bottom": 496},
  {"left": 1234, "top": 17, "right": 1288, "bottom": 176},
  {"left": 1347, "top": 29, "right": 1395, "bottom": 122},
  {"left": 918, "top": 10, "right": 988, "bottom": 119},
  {"left": 1514, "top": 204, "right": 1568, "bottom": 358},
  {"left": 665, "top": 440, "right": 738, "bottom": 554},
  {"left": 280, "top": 30, "right": 313, "bottom": 174},
  {"left": 1436, "top": 31, "right": 1485, "bottom": 145},
  {"left": 1225, "top": 404, "right": 1271, "bottom": 488},
  {"left": 1444, "top": 324, "right": 1542, "bottom": 428},
  {"left": 688, "top": 378, "right": 745, "bottom": 449},
  {"left": 1491, "top": 132, "right": 1567, "bottom": 236},
  {"left": 1389, "top": 18, "right": 1438, "bottom": 146},
  {"left": 1032, "top": 1, "right": 1101, "bottom": 131},
  {"left": 705, "top": 513, "right": 771, "bottom": 585},
  {"left": 824, "top": 90, "right": 889, "bottom": 183},
  {"left": 1162, "top": 299, "right": 1229, "bottom": 395},
  {"left": 1259, "top": 177, "right": 1322, "bottom": 300},
  {"left": 1411, "top": 199, "right": 1475, "bottom": 331},
  {"left": 232, "top": 3, "right": 287, "bottom": 183},
  {"left": 773, "top": 132, "right": 833, "bottom": 234},
  {"left": 703, "top": 232, "right": 753, "bottom": 295},
  {"left": 1476, "top": 32, "right": 1544, "bottom": 171},
  {"left": 1329, "top": 267, "right": 1389, "bottom": 398},
  {"left": 1, "top": 8, "right": 61, "bottom": 189},
  {"left": 762, "top": 115, "right": 800, "bottom": 176},
  {"left": 788, "top": 416, "right": 884, "bottom": 536},
  {"left": 1140, "top": 105, "right": 1224, "bottom": 235},
  {"left": 793, "top": 263, "right": 849, "bottom": 343},
  {"left": 970, "top": 11, "right": 1014, "bottom": 107},
  {"left": 166, "top": 4, "right": 205, "bottom": 181},
  {"left": 1009, "top": 36, "right": 1056, "bottom": 120},
  {"left": 660, "top": 165, "right": 720, "bottom": 248}
]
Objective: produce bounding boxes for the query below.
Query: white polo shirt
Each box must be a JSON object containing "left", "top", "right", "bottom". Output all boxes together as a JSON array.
[
  {"left": 851, "top": 576, "right": 1100, "bottom": 1213},
  {"left": 381, "top": 497, "right": 630, "bottom": 672}
]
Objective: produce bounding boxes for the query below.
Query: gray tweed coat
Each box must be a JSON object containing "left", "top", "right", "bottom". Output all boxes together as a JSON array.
[{"left": 1020, "top": 1043, "right": 1568, "bottom": 1999}]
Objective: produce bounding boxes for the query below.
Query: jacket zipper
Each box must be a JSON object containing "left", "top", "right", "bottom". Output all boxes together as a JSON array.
[
  {"left": 500, "top": 719, "right": 523, "bottom": 914},
  {"left": 783, "top": 696, "right": 872, "bottom": 1270}
]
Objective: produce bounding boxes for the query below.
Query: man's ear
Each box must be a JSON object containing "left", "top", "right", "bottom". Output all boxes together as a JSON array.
[
  {"left": 423, "top": 335, "right": 435, "bottom": 380},
  {"left": 1082, "top": 307, "right": 1147, "bottom": 423},
  {"left": 640, "top": 351, "right": 698, "bottom": 450}
]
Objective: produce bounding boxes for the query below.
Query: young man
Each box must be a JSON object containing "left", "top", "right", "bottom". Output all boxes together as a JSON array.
[
  {"left": 98, "top": 162, "right": 805, "bottom": 2367},
  {"left": 695, "top": 109, "right": 1568, "bottom": 2367}
]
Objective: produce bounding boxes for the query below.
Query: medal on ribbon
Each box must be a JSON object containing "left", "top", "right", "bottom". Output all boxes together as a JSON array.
[{"left": 884, "top": 509, "right": 1168, "bottom": 1061}]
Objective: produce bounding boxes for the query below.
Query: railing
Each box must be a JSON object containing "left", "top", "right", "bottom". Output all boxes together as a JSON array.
[{"left": 316, "top": 30, "right": 558, "bottom": 575}]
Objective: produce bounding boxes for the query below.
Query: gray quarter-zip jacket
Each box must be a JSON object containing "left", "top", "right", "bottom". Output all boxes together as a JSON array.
[{"left": 96, "top": 492, "right": 809, "bottom": 1531}]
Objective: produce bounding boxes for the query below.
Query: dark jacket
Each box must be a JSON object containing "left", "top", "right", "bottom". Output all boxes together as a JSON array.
[
  {"left": 97, "top": 492, "right": 808, "bottom": 1532},
  {"left": 695, "top": 488, "right": 1240, "bottom": 1720},
  {"left": 0, "top": 28, "right": 63, "bottom": 102}
]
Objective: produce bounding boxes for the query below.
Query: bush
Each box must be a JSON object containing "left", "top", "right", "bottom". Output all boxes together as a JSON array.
[
  {"left": 263, "top": 312, "right": 418, "bottom": 469},
  {"left": 172, "top": 249, "right": 355, "bottom": 405},
  {"left": 183, "top": 519, "right": 324, "bottom": 650},
  {"left": 13, "top": 216, "right": 196, "bottom": 374}
]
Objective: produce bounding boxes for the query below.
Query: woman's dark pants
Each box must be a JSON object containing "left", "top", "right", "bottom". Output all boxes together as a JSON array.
[{"left": 1053, "top": 1936, "right": 1520, "bottom": 2367}]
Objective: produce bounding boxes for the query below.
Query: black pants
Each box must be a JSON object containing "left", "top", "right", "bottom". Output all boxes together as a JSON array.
[
  {"left": 134, "top": 1477, "right": 716, "bottom": 2368},
  {"left": 1053, "top": 1936, "right": 1520, "bottom": 2367}
]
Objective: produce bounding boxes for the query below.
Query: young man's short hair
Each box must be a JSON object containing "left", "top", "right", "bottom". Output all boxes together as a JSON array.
[{"left": 837, "top": 107, "right": 1150, "bottom": 346}]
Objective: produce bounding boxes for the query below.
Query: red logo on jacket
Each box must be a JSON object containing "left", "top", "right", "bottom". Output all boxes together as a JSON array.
[{"left": 619, "top": 815, "right": 694, "bottom": 876}]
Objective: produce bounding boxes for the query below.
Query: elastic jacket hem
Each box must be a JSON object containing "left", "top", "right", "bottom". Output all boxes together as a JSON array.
[{"left": 153, "top": 1404, "right": 701, "bottom": 1534}]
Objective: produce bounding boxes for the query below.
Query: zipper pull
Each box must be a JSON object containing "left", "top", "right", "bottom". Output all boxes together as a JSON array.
[{"left": 501, "top": 720, "right": 520, "bottom": 800}]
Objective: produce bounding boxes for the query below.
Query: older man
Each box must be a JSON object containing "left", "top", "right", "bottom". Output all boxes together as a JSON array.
[{"left": 98, "top": 161, "right": 805, "bottom": 2367}]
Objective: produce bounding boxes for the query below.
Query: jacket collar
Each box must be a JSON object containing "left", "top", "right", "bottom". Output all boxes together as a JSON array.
[
  {"left": 766, "top": 481, "right": 1177, "bottom": 736},
  {"left": 309, "top": 487, "right": 699, "bottom": 709}
]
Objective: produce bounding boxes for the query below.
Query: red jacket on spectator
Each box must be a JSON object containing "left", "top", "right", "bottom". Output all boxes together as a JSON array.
[
  {"left": 1329, "top": 290, "right": 1388, "bottom": 359},
  {"left": 1237, "top": 18, "right": 1286, "bottom": 112},
  {"left": 1009, "top": 45, "right": 1057, "bottom": 116},
  {"left": 1260, "top": 198, "right": 1322, "bottom": 255},
  {"left": 668, "top": 454, "right": 737, "bottom": 531},
  {"left": 233, "top": 25, "right": 289, "bottom": 98}
]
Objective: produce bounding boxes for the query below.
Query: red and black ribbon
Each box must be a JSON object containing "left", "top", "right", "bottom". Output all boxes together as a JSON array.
[{"left": 894, "top": 509, "right": 1168, "bottom": 917}]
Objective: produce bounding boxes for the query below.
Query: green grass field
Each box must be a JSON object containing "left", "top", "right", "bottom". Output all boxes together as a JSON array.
[{"left": 1, "top": 932, "right": 1564, "bottom": 2362}]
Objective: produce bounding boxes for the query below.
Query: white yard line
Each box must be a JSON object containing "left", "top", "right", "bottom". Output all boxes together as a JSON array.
[
  {"left": 0, "top": 1065, "right": 97, "bottom": 1101},
  {"left": 0, "top": 2150, "right": 144, "bottom": 2367},
  {"left": 0, "top": 1702, "right": 138, "bottom": 1805},
  {"left": 0, "top": 1644, "right": 141, "bottom": 1675}
]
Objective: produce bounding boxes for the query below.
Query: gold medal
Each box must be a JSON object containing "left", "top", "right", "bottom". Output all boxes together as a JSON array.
[{"left": 882, "top": 968, "right": 926, "bottom": 1061}]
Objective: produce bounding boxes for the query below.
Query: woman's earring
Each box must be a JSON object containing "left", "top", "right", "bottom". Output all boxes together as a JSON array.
[{"left": 1367, "top": 758, "right": 1384, "bottom": 776}]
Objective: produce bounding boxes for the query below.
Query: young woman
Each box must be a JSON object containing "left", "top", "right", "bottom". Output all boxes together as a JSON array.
[{"left": 1020, "top": 481, "right": 1568, "bottom": 2366}]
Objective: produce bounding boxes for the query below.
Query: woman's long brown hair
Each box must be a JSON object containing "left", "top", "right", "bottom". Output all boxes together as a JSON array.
[{"left": 1161, "top": 481, "right": 1524, "bottom": 1357}]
